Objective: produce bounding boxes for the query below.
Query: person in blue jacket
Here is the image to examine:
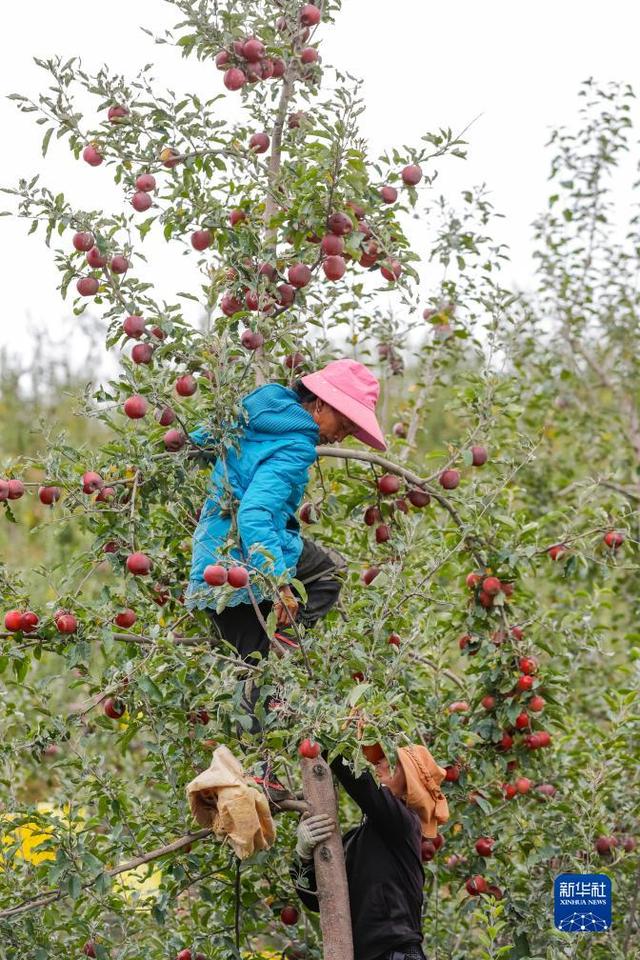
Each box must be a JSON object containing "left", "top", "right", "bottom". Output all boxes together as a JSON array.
[{"left": 184, "top": 359, "right": 387, "bottom": 769}]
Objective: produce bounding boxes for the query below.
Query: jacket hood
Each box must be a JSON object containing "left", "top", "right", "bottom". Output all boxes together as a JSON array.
[{"left": 242, "top": 384, "right": 319, "bottom": 441}]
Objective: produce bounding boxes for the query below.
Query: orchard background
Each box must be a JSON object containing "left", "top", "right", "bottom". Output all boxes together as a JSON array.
[{"left": 0, "top": 1, "right": 638, "bottom": 958}]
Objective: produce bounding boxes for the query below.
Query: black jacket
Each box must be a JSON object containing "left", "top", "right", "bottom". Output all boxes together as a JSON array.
[{"left": 292, "top": 756, "right": 424, "bottom": 960}]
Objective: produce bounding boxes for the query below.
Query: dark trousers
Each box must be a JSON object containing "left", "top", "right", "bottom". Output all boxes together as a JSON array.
[{"left": 207, "top": 539, "right": 346, "bottom": 729}]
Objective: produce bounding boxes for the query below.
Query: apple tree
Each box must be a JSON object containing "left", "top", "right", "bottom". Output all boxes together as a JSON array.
[{"left": 0, "top": 0, "right": 638, "bottom": 956}]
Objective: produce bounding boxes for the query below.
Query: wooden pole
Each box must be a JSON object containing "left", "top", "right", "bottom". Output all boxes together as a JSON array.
[{"left": 301, "top": 757, "right": 354, "bottom": 960}]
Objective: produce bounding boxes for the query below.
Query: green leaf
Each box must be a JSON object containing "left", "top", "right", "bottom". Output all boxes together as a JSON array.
[{"left": 41, "top": 128, "right": 53, "bottom": 157}]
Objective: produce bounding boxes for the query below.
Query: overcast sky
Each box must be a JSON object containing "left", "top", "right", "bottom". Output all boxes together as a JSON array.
[{"left": 1, "top": 0, "right": 639, "bottom": 365}]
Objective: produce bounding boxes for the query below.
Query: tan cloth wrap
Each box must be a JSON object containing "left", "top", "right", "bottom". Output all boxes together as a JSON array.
[
  {"left": 396, "top": 745, "right": 450, "bottom": 838},
  {"left": 186, "top": 745, "right": 276, "bottom": 859}
]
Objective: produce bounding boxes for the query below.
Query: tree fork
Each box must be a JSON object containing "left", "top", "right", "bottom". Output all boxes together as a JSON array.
[{"left": 301, "top": 756, "right": 354, "bottom": 960}]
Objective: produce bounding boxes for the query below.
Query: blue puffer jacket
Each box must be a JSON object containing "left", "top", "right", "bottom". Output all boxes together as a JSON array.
[{"left": 184, "top": 383, "right": 319, "bottom": 611}]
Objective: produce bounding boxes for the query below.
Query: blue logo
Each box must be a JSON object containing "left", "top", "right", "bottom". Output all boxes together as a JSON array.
[{"left": 554, "top": 873, "right": 612, "bottom": 932}]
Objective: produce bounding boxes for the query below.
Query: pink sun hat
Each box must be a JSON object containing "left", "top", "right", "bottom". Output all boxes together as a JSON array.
[{"left": 301, "top": 358, "right": 387, "bottom": 451}]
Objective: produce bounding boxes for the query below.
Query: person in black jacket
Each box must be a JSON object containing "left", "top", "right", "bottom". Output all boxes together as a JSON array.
[{"left": 292, "top": 747, "right": 449, "bottom": 960}]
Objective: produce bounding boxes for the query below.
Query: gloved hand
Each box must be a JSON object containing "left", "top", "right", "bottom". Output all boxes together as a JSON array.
[{"left": 295, "top": 813, "right": 334, "bottom": 861}]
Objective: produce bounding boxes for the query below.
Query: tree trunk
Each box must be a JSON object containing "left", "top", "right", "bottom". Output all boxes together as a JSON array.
[{"left": 301, "top": 756, "right": 354, "bottom": 960}]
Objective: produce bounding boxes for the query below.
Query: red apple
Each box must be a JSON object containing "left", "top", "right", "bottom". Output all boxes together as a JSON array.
[
  {"left": 444, "top": 764, "right": 460, "bottom": 782},
  {"left": 284, "top": 352, "right": 305, "bottom": 369},
  {"left": 191, "top": 229, "right": 212, "bottom": 251},
  {"left": 518, "top": 656, "right": 537, "bottom": 675},
  {"left": 380, "top": 185, "right": 398, "bottom": 204},
  {"left": 478, "top": 590, "right": 493, "bottom": 609},
  {"left": 363, "top": 505, "right": 381, "bottom": 526},
  {"left": 160, "top": 147, "right": 181, "bottom": 168},
  {"left": 123, "top": 315, "right": 146, "bottom": 338},
  {"left": 249, "top": 132, "right": 270, "bottom": 153},
  {"left": 110, "top": 255, "right": 129, "bottom": 275},
  {"left": 288, "top": 263, "right": 312, "bottom": 288},
  {"left": 388, "top": 632, "right": 401, "bottom": 647},
  {"left": 603, "top": 530, "right": 624, "bottom": 549},
  {"left": 123, "top": 395, "right": 148, "bottom": 419},
  {"left": 380, "top": 259, "right": 402, "bottom": 282},
  {"left": 271, "top": 58, "right": 286, "bottom": 78},
  {"left": 465, "top": 875, "right": 488, "bottom": 896},
  {"left": 321, "top": 234, "right": 344, "bottom": 256},
  {"left": 516, "top": 675, "right": 534, "bottom": 692},
  {"left": 300, "top": 3, "right": 321, "bottom": 26},
  {"left": 300, "top": 46, "right": 318, "bottom": 63},
  {"left": 215, "top": 50, "right": 231, "bottom": 70},
  {"left": 4, "top": 609, "right": 24, "bottom": 632},
  {"left": 229, "top": 208, "right": 247, "bottom": 227},
  {"left": 151, "top": 325, "right": 165, "bottom": 340},
  {"left": 362, "top": 743, "right": 385, "bottom": 763},
  {"left": 515, "top": 777, "right": 532, "bottom": 795},
  {"left": 322, "top": 255, "right": 346, "bottom": 281},
  {"left": 242, "top": 37, "right": 266, "bottom": 61},
  {"left": 204, "top": 565, "right": 228, "bottom": 587},
  {"left": 547, "top": 543, "right": 568, "bottom": 561},
  {"left": 407, "top": 488, "right": 430, "bottom": 508},
  {"left": 126, "top": 552, "right": 152, "bottom": 576},
  {"left": 108, "top": 104, "right": 129, "bottom": 123},
  {"left": 241, "top": 330, "right": 264, "bottom": 350},
  {"left": 362, "top": 566, "right": 380, "bottom": 585},
  {"left": 77, "top": 277, "right": 99, "bottom": 296},
  {"left": 83, "top": 144, "right": 103, "bottom": 166},
  {"left": 7, "top": 479, "right": 25, "bottom": 500},
  {"left": 481, "top": 695, "right": 496, "bottom": 710},
  {"left": 135, "top": 173, "right": 156, "bottom": 192},
  {"left": 299, "top": 502, "right": 315, "bottom": 524},
  {"left": 466, "top": 572, "right": 482, "bottom": 589},
  {"left": 81, "top": 472, "right": 103, "bottom": 494},
  {"left": 113, "top": 609, "right": 136, "bottom": 630},
  {"left": 20, "top": 610, "right": 40, "bottom": 633},
  {"left": 104, "top": 697, "right": 126, "bottom": 720},
  {"left": 374, "top": 523, "right": 390, "bottom": 544},
  {"left": 401, "top": 163, "right": 422, "bottom": 186},
  {"left": 475, "top": 837, "right": 494, "bottom": 857},
  {"left": 227, "top": 566, "right": 249, "bottom": 588},
  {"left": 439, "top": 469, "right": 460, "bottom": 490},
  {"left": 327, "top": 212, "right": 352, "bottom": 236},
  {"left": 448, "top": 700, "right": 469, "bottom": 713},
  {"left": 73, "top": 231, "right": 94, "bottom": 252},
  {"left": 164, "top": 429, "right": 187, "bottom": 452},
  {"left": 535, "top": 783, "right": 557, "bottom": 797},
  {"left": 482, "top": 577, "right": 501, "bottom": 596},
  {"left": 421, "top": 840, "right": 436, "bottom": 862},
  {"left": 176, "top": 374, "right": 197, "bottom": 397},
  {"left": 510, "top": 625, "right": 524, "bottom": 641},
  {"left": 499, "top": 733, "right": 514, "bottom": 750},
  {"left": 132, "top": 191, "right": 152, "bottom": 212},
  {"left": 55, "top": 611, "right": 78, "bottom": 634},
  {"left": 503, "top": 783, "right": 517, "bottom": 799},
  {"left": 131, "top": 343, "right": 154, "bottom": 364},
  {"left": 277, "top": 283, "right": 296, "bottom": 306},
  {"left": 298, "top": 739, "right": 320, "bottom": 759},
  {"left": 529, "top": 695, "right": 545, "bottom": 712},
  {"left": 224, "top": 68, "right": 246, "bottom": 91},
  {"left": 82, "top": 942, "right": 97, "bottom": 958},
  {"left": 487, "top": 884, "right": 503, "bottom": 900},
  {"left": 95, "top": 486, "right": 115, "bottom": 504},
  {"left": 515, "top": 711, "right": 530, "bottom": 730},
  {"left": 471, "top": 445, "right": 487, "bottom": 466},
  {"left": 86, "top": 246, "right": 107, "bottom": 268},
  {"left": 281, "top": 905, "right": 300, "bottom": 925},
  {"left": 221, "top": 293, "right": 244, "bottom": 316},
  {"left": 378, "top": 474, "right": 400, "bottom": 495},
  {"left": 38, "top": 486, "right": 61, "bottom": 505}
]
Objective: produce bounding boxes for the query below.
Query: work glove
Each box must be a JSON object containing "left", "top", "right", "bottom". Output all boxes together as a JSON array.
[{"left": 295, "top": 813, "right": 335, "bottom": 861}]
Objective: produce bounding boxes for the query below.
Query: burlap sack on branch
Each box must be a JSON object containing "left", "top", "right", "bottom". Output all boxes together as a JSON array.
[{"left": 186, "top": 745, "right": 276, "bottom": 859}]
